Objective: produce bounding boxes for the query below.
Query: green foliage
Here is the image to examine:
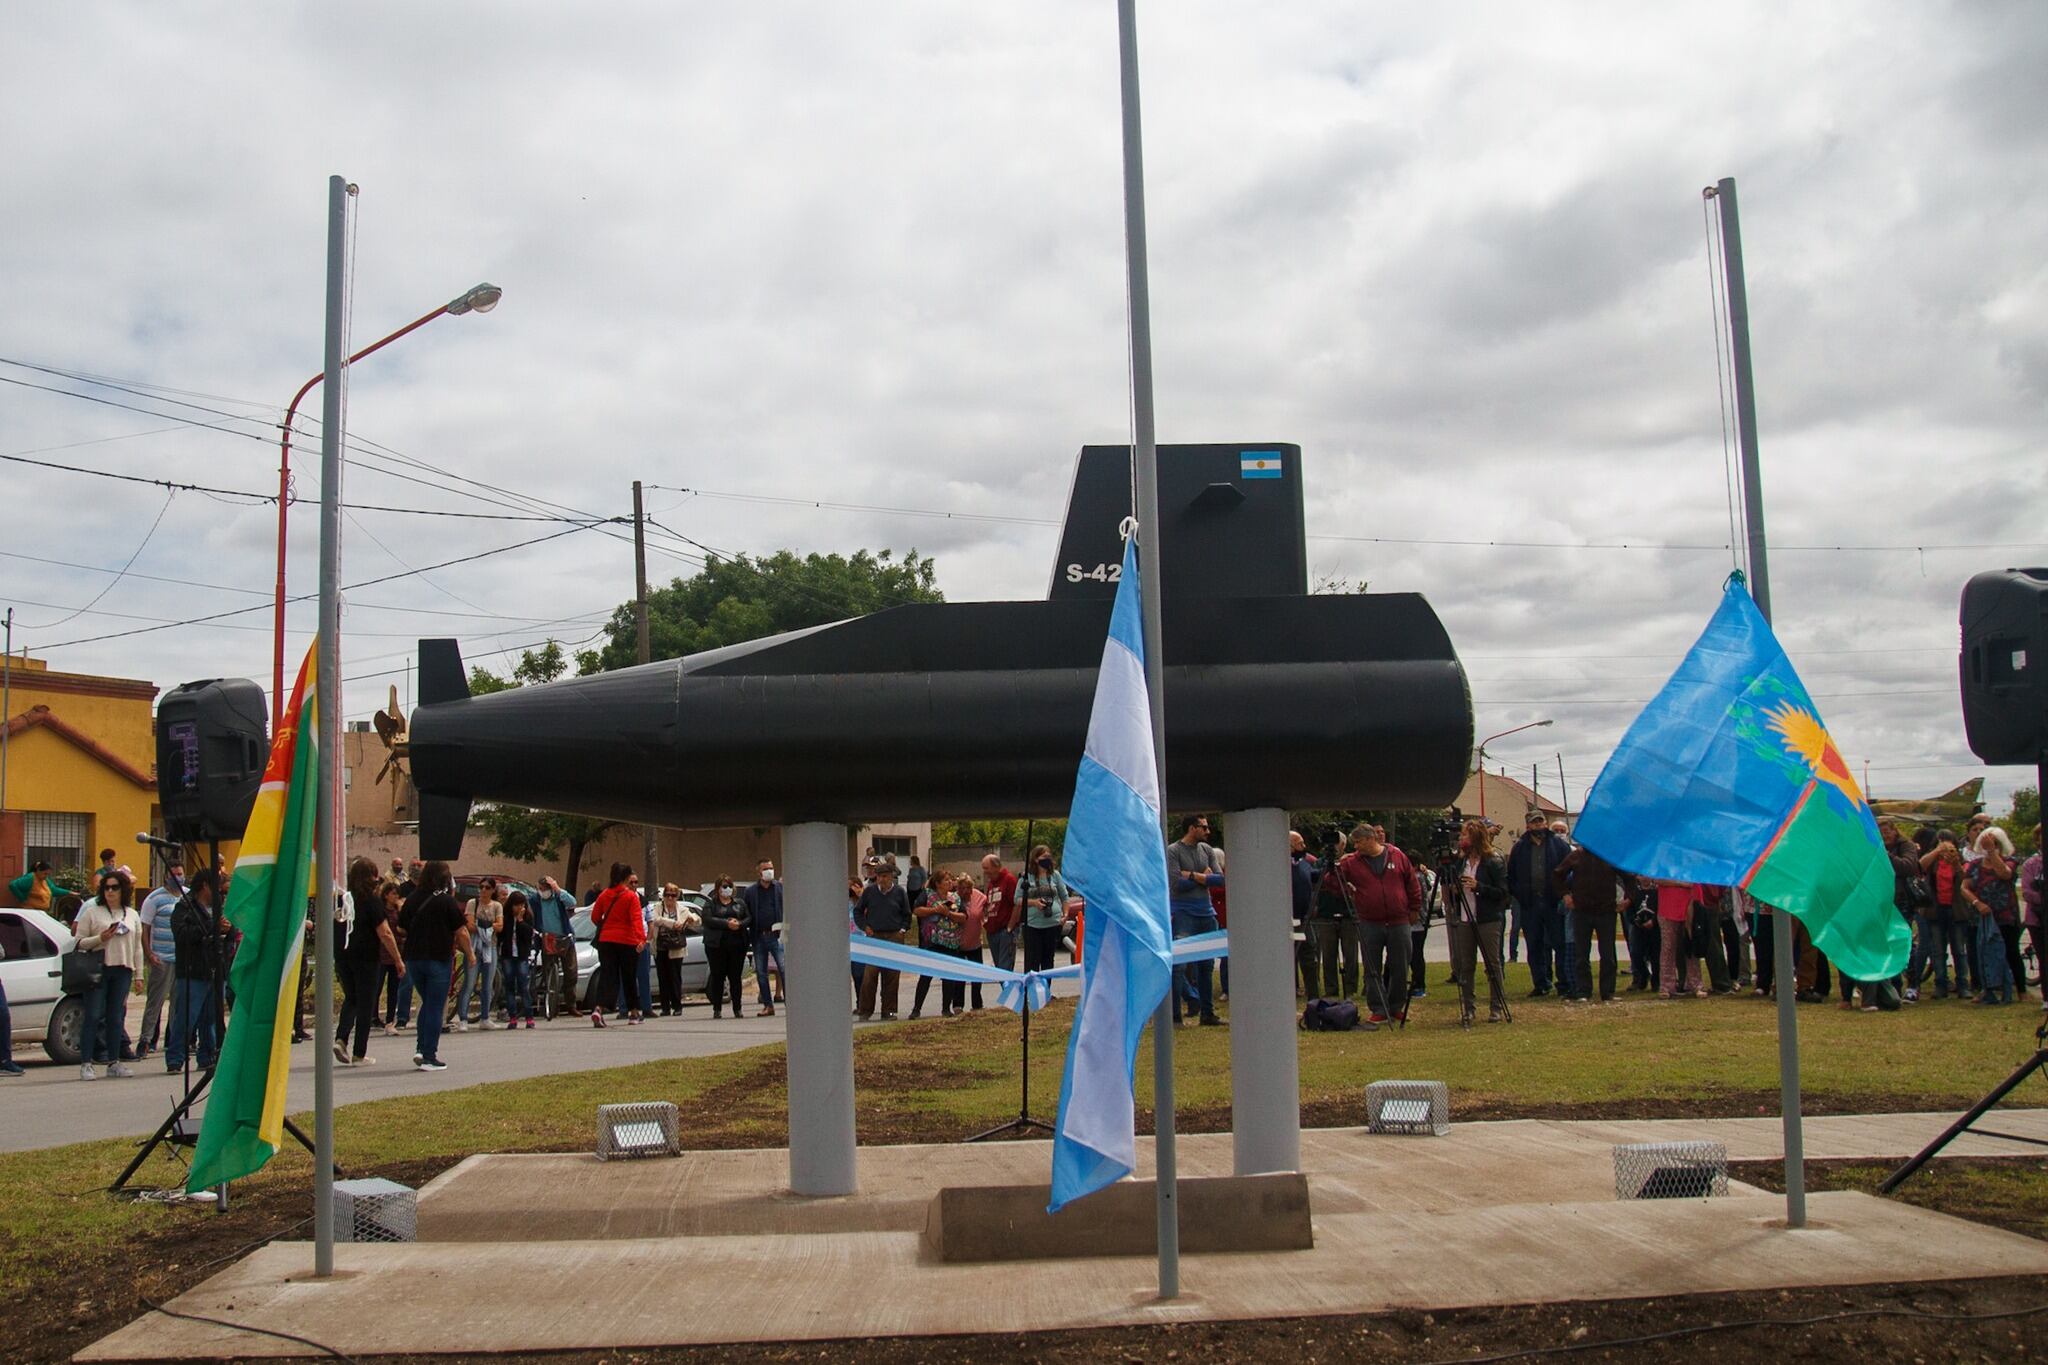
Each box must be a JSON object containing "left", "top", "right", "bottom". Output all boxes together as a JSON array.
[
  {"left": 1287, "top": 809, "right": 1447, "bottom": 858},
  {"left": 580, "top": 548, "right": 943, "bottom": 673},
  {"left": 930, "top": 819, "right": 1066, "bottom": 861},
  {"left": 464, "top": 642, "right": 613, "bottom": 891},
  {"left": 1999, "top": 785, "right": 2040, "bottom": 855}
]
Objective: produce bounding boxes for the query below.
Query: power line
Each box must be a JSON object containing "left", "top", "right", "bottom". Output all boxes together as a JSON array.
[
  {"left": 31, "top": 521, "right": 604, "bottom": 649},
  {"left": 13, "top": 490, "right": 179, "bottom": 630},
  {"left": 2, "top": 449, "right": 609, "bottom": 522}
]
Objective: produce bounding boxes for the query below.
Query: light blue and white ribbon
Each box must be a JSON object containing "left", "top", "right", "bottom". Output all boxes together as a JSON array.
[{"left": 845, "top": 932, "right": 1229, "bottom": 1016}]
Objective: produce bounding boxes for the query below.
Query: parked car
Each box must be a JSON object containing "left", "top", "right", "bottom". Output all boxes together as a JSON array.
[
  {"left": 452, "top": 874, "right": 542, "bottom": 913},
  {"left": 571, "top": 892, "right": 711, "bottom": 1010},
  {"left": 0, "top": 906, "right": 84, "bottom": 1065}
]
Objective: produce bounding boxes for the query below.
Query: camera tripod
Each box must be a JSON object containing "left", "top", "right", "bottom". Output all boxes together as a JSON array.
[{"left": 1880, "top": 1013, "right": 2048, "bottom": 1193}]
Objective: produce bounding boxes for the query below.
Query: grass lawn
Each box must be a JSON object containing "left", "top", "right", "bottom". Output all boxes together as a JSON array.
[{"left": 8, "top": 962, "right": 2048, "bottom": 1356}]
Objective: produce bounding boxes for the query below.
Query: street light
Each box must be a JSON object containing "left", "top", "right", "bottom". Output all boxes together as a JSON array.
[
  {"left": 270, "top": 282, "right": 503, "bottom": 730},
  {"left": 1475, "top": 718, "right": 1554, "bottom": 822}
]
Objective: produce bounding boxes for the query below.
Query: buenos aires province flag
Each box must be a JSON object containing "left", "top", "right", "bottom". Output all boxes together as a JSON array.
[
  {"left": 188, "top": 644, "right": 320, "bottom": 1192},
  {"left": 1048, "top": 534, "right": 1173, "bottom": 1212},
  {"left": 1572, "top": 575, "right": 1909, "bottom": 982}
]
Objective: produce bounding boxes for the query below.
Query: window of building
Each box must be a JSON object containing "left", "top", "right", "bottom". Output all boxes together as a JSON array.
[
  {"left": 24, "top": 811, "right": 89, "bottom": 873},
  {"left": 870, "top": 835, "right": 915, "bottom": 861}
]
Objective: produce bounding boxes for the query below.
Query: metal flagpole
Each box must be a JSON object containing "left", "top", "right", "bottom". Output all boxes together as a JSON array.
[
  {"left": 312, "top": 173, "right": 351, "bottom": 1275},
  {"left": 1710, "top": 174, "right": 1802, "bottom": 1228},
  {"left": 1114, "top": 0, "right": 1178, "bottom": 1299}
]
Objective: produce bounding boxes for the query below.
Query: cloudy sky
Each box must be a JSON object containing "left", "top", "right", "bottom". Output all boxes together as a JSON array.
[{"left": 4, "top": 2, "right": 2044, "bottom": 814}]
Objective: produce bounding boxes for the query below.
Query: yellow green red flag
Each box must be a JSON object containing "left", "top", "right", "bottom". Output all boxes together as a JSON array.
[{"left": 187, "top": 644, "right": 319, "bottom": 1191}]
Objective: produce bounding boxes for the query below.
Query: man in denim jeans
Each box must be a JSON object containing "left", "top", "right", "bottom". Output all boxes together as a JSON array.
[
  {"left": 1920, "top": 830, "right": 1970, "bottom": 997},
  {"left": 1166, "top": 815, "right": 1224, "bottom": 1026},
  {"left": 740, "top": 859, "right": 784, "bottom": 1016},
  {"left": 980, "top": 854, "right": 1021, "bottom": 974}
]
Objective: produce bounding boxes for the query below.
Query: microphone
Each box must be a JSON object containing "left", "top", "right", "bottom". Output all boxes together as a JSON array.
[{"left": 136, "top": 832, "right": 184, "bottom": 852}]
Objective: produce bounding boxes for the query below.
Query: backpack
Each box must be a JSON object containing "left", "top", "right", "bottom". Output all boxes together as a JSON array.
[{"left": 1301, "top": 997, "right": 1360, "bottom": 1032}]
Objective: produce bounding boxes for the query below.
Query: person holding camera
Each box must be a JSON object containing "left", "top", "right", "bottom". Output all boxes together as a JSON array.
[
  {"left": 1308, "top": 834, "right": 1360, "bottom": 1001},
  {"left": 73, "top": 870, "right": 143, "bottom": 1079},
  {"left": 1919, "top": 830, "right": 1971, "bottom": 998},
  {"left": 1447, "top": 820, "right": 1511, "bottom": 1025},
  {"left": 1022, "top": 844, "right": 1075, "bottom": 977},
  {"left": 530, "top": 876, "right": 581, "bottom": 1017}
]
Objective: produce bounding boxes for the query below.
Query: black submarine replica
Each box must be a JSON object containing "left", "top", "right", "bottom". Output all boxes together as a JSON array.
[{"left": 405, "top": 443, "right": 1473, "bottom": 859}]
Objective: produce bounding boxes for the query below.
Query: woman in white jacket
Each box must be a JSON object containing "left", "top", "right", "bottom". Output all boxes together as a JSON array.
[{"left": 650, "top": 884, "right": 701, "bottom": 1016}]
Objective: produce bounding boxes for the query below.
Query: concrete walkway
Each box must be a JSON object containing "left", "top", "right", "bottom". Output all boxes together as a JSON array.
[{"left": 82, "top": 1112, "right": 2048, "bottom": 1360}]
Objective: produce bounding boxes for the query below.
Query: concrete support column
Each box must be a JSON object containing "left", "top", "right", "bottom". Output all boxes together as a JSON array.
[
  {"left": 784, "top": 820, "right": 857, "bottom": 1196},
  {"left": 1227, "top": 806, "right": 1301, "bottom": 1175}
]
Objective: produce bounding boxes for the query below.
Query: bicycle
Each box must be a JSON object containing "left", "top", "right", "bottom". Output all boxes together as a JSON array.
[{"left": 533, "top": 939, "right": 563, "bottom": 1022}]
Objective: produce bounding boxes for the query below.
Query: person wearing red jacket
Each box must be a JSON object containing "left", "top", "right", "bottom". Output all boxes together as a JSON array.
[
  {"left": 1330, "top": 824, "right": 1422, "bottom": 1022},
  {"left": 588, "top": 862, "right": 647, "bottom": 1028}
]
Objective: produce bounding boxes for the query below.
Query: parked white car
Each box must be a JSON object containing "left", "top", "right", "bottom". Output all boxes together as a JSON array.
[{"left": 0, "top": 906, "right": 84, "bottom": 1065}]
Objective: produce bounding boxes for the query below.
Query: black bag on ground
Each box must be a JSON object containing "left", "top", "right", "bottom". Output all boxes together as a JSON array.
[{"left": 1302, "top": 997, "right": 1360, "bottom": 1031}]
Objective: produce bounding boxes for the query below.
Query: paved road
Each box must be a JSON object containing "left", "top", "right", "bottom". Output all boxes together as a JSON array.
[
  {"left": 0, "top": 999, "right": 798, "bottom": 1154},
  {"left": 6, "top": 930, "right": 1474, "bottom": 1156}
]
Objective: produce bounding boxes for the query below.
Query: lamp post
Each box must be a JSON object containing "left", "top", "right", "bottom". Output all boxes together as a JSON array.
[
  {"left": 1475, "top": 719, "right": 1553, "bottom": 821},
  {"left": 270, "top": 281, "right": 501, "bottom": 730}
]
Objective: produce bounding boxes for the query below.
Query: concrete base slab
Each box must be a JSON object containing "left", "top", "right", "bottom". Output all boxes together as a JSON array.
[
  {"left": 78, "top": 1111, "right": 2048, "bottom": 1360},
  {"left": 924, "top": 1172, "right": 1312, "bottom": 1261},
  {"left": 407, "top": 1110, "right": 2048, "bottom": 1245},
  {"left": 78, "top": 1191, "right": 2048, "bottom": 1360}
]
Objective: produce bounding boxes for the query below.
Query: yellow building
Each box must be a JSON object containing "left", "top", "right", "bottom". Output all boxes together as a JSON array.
[{"left": 2, "top": 656, "right": 160, "bottom": 888}]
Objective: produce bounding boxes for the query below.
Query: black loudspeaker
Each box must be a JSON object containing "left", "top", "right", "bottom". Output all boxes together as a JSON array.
[
  {"left": 156, "top": 679, "right": 269, "bottom": 843},
  {"left": 1960, "top": 569, "right": 2048, "bottom": 766}
]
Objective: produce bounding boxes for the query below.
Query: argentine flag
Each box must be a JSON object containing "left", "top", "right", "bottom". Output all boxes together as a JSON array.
[{"left": 1048, "top": 533, "right": 1174, "bottom": 1212}]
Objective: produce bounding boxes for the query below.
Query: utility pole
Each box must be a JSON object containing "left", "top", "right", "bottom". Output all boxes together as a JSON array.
[
  {"left": 633, "top": 480, "right": 657, "bottom": 889},
  {"left": 1709, "top": 174, "right": 1802, "bottom": 1229}
]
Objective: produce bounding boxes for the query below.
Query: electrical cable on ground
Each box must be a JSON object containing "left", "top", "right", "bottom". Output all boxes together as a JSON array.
[{"left": 138, "top": 1296, "right": 356, "bottom": 1364}]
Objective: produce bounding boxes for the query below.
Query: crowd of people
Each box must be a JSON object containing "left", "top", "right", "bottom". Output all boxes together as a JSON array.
[
  {"left": 13, "top": 802, "right": 2035, "bottom": 1079},
  {"left": 1282, "top": 807, "right": 2044, "bottom": 1029}
]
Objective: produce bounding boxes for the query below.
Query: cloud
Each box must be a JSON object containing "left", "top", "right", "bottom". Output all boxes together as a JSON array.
[{"left": 3, "top": 0, "right": 2043, "bottom": 815}]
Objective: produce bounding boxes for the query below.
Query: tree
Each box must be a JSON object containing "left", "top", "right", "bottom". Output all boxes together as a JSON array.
[
  {"left": 1999, "top": 785, "right": 2040, "bottom": 855},
  {"left": 931, "top": 818, "right": 1066, "bottom": 862},
  {"left": 463, "top": 642, "right": 617, "bottom": 892},
  {"left": 575, "top": 548, "right": 943, "bottom": 673}
]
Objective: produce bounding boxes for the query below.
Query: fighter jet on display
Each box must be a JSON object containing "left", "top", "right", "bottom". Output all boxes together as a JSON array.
[{"left": 1868, "top": 778, "right": 1986, "bottom": 827}]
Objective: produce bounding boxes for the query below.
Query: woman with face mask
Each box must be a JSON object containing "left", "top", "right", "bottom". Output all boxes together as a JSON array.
[
  {"left": 1021, "top": 845, "right": 1072, "bottom": 974},
  {"left": 701, "top": 877, "right": 753, "bottom": 1019}
]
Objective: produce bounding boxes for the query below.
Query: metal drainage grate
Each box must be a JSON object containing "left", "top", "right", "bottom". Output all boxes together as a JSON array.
[
  {"left": 333, "top": 1177, "right": 417, "bottom": 1243},
  {"left": 1365, "top": 1079, "right": 1449, "bottom": 1136},
  {"left": 1613, "top": 1140, "right": 1729, "bottom": 1200},
  {"left": 597, "top": 1101, "right": 681, "bottom": 1160}
]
